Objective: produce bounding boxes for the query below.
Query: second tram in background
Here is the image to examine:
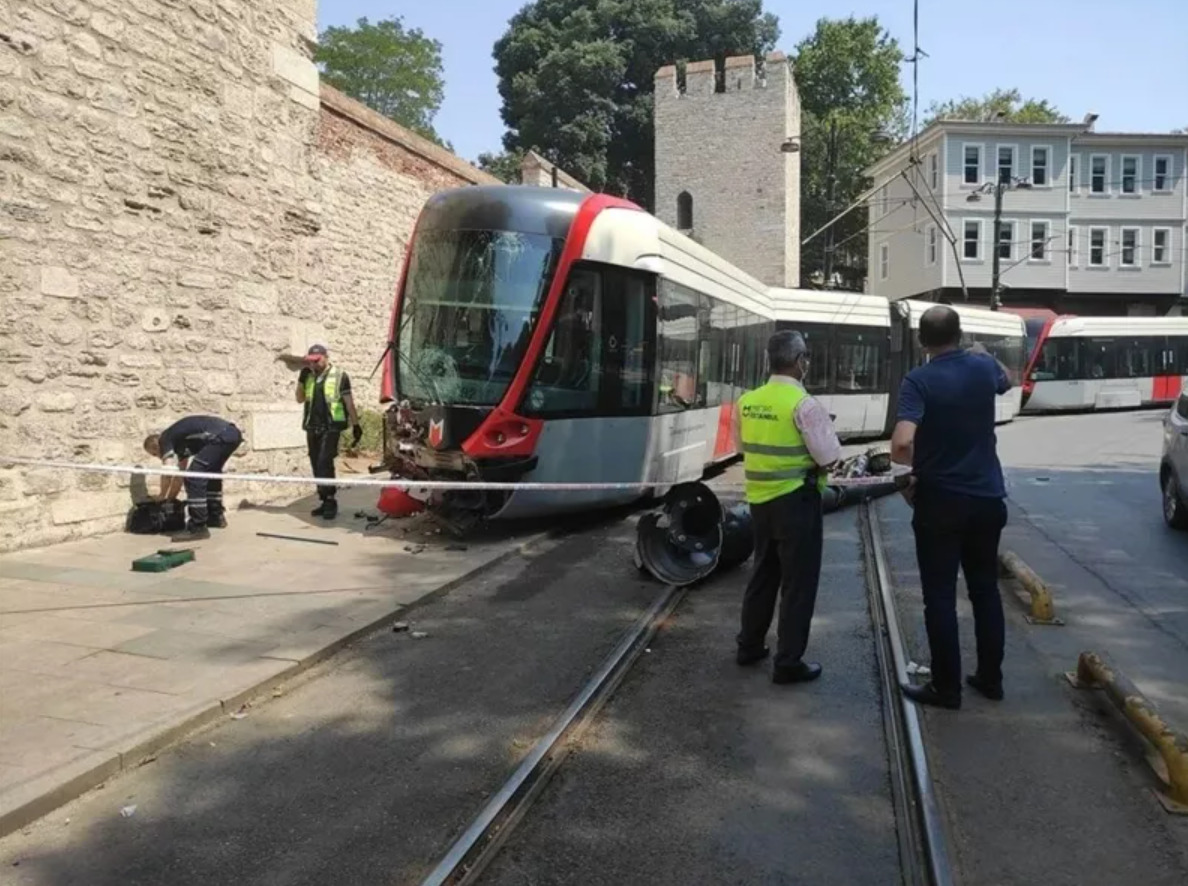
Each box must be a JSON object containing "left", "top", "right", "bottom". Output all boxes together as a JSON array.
[
  {"left": 1021, "top": 314, "right": 1188, "bottom": 412},
  {"left": 377, "top": 185, "right": 1025, "bottom": 525}
]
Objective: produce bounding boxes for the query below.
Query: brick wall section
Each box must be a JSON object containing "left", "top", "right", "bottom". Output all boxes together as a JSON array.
[
  {"left": 0, "top": 0, "right": 497, "bottom": 551},
  {"left": 653, "top": 52, "right": 801, "bottom": 287}
]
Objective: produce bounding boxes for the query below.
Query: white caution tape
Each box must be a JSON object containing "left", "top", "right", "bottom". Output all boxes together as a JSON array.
[{"left": 0, "top": 455, "right": 909, "bottom": 493}]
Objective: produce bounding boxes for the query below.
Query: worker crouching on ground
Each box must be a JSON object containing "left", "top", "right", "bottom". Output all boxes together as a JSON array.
[
  {"left": 143, "top": 415, "right": 243, "bottom": 542},
  {"left": 891, "top": 305, "right": 1012, "bottom": 710},
  {"left": 296, "top": 344, "right": 362, "bottom": 521},
  {"left": 734, "top": 330, "right": 841, "bottom": 685}
]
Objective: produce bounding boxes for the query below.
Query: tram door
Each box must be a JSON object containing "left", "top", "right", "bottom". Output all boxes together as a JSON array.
[{"left": 883, "top": 304, "right": 913, "bottom": 436}]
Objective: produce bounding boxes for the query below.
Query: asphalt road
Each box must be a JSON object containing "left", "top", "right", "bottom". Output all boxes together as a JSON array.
[
  {"left": 877, "top": 407, "right": 1188, "bottom": 886},
  {"left": 481, "top": 510, "right": 901, "bottom": 886}
]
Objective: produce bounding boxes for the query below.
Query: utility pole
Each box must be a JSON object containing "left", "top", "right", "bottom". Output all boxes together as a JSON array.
[
  {"left": 823, "top": 119, "right": 838, "bottom": 289},
  {"left": 989, "top": 180, "right": 1004, "bottom": 311}
]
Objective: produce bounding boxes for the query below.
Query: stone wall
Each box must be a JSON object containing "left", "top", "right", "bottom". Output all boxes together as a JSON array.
[
  {"left": 0, "top": 0, "right": 498, "bottom": 551},
  {"left": 653, "top": 52, "right": 800, "bottom": 288}
]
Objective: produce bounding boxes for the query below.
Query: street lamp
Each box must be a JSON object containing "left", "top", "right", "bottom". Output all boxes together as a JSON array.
[{"left": 966, "top": 177, "right": 1033, "bottom": 310}]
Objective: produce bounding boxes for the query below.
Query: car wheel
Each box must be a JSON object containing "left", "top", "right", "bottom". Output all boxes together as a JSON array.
[{"left": 1163, "top": 471, "right": 1188, "bottom": 530}]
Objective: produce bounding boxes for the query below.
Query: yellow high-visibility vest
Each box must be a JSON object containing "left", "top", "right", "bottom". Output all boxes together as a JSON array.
[
  {"left": 303, "top": 367, "right": 347, "bottom": 430},
  {"left": 738, "top": 381, "right": 825, "bottom": 504}
]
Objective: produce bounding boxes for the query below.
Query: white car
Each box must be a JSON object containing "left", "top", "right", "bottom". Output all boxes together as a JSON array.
[{"left": 1161, "top": 385, "right": 1188, "bottom": 530}]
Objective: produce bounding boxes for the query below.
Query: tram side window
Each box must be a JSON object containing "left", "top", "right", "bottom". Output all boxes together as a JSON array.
[
  {"left": 697, "top": 294, "right": 716, "bottom": 407},
  {"left": 657, "top": 280, "right": 701, "bottom": 412},
  {"left": 1115, "top": 337, "right": 1159, "bottom": 378},
  {"left": 1171, "top": 337, "right": 1188, "bottom": 375},
  {"left": 524, "top": 265, "right": 654, "bottom": 416},
  {"left": 704, "top": 298, "right": 731, "bottom": 407},
  {"left": 525, "top": 268, "right": 603, "bottom": 413},
  {"left": 834, "top": 328, "right": 886, "bottom": 394},
  {"left": 784, "top": 322, "right": 832, "bottom": 394}
]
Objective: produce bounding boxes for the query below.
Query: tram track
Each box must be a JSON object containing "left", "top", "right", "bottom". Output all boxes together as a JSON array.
[
  {"left": 421, "top": 500, "right": 957, "bottom": 886},
  {"left": 860, "top": 500, "right": 956, "bottom": 886}
]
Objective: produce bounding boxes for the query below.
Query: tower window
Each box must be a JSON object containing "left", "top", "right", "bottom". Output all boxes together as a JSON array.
[{"left": 677, "top": 191, "right": 694, "bottom": 230}]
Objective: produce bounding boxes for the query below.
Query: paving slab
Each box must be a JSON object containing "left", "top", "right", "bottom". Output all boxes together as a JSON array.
[{"left": 0, "top": 487, "right": 543, "bottom": 836}]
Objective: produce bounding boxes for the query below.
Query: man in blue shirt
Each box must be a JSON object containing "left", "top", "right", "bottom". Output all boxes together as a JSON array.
[
  {"left": 144, "top": 415, "right": 243, "bottom": 542},
  {"left": 891, "top": 305, "right": 1011, "bottom": 710}
]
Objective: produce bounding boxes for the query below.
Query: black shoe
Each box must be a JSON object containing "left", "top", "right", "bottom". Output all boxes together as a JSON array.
[
  {"left": 171, "top": 526, "right": 211, "bottom": 542},
  {"left": 320, "top": 501, "right": 338, "bottom": 521},
  {"left": 737, "top": 646, "right": 770, "bottom": 667},
  {"left": 901, "top": 681, "right": 962, "bottom": 710},
  {"left": 965, "top": 674, "right": 1004, "bottom": 701},
  {"left": 210, "top": 515, "right": 228, "bottom": 529},
  {"left": 772, "top": 661, "right": 822, "bottom": 685},
  {"left": 311, "top": 502, "right": 328, "bottom": 517}
]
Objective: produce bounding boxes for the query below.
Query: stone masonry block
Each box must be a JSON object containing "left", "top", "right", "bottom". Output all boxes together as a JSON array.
[
  {"left": 271, "top": 42, "right": 318, "bottom": 99},
  {"left": 50, "top": 491, "right": 127, "bottom": 526},
  {"left": 39, "top": 266, "right": 78, "bottom": 298}
]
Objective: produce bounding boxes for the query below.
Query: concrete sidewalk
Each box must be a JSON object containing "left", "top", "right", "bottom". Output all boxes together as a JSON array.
[{"left": 0, "top": 488, "right": 540, "bottom": 836}]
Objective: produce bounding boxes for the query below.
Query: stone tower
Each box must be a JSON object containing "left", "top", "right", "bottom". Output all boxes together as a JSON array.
[{"left": 654, "top": 52, "right": 801, "bottom": 287}]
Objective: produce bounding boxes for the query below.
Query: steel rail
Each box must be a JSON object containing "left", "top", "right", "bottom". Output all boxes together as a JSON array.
[
  {"left": 861, "top": 501, "right": 957, "bottom": 886},
  {"left": 418, "top": 582, "right": 687, "bottom": 886}
]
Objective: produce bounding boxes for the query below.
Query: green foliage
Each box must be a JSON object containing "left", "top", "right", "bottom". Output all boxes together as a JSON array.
[
  {"left": 492, "top": 0, "right": 779, "bottom": 208},
  {"left": 317, "top": 17, "right": 448, "bottom": 145},
  {"left": 791, "top": 17, "right": 907, "bottom": 290},
  {"left": 477, "top": 150, "right": 526, "bottom": 183},
  {"left": 925, "top": 88, "right": 1070, "bottom": 125},
  {"left": 339, "top": 409, "right": 385, "bottom": 456}
]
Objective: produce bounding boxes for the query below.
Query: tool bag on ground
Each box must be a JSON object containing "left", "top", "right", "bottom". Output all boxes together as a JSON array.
[{"left": 126, "top": 500, "right": 187, "bottom": 534}]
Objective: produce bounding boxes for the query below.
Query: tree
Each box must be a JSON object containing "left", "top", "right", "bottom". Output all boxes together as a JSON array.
[
  {"left": 492, "top": 0, "right": 779, "bottom": 208},
  {"left": 317, "top": 17, "right": 448, "bottom": 145},
  {"left": 477, "top": 150, "right": 526, "bottom": 184},
  {"left": 925, "top": 88, "right": 1070, "bottom": 125},
  {"left": 792, "top": 17, "right": 907, "bottom": 290}
]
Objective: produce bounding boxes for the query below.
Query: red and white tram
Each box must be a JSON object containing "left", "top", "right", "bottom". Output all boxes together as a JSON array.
[
  {"left": 378, "top": 186, "right": 1025, "bottom": 523},
  {"left": 1022, "top": 315, "right": 1188, "bottom": 412}
]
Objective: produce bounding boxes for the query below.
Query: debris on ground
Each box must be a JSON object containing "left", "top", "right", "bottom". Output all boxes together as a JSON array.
[
  {"left": 906, "top": 661, "right": 932, "bottom": 677},
  {"left": 119, "top": 805, "right": 137, "bottom": 818},
  {"left": 404, "top": 543, "right": 427, "bottom": 554},
  {"left": 392, "top": 621, "right": 410, "bottom": 633},
  {"left": 410, "top": 631, "right": 429, "bottom": 639},
  {"left": 229, "top": 703, "right": 250, "bottom": 720},
  {"left": 256, "top": 532, "right": 340, "bottom": 546}
]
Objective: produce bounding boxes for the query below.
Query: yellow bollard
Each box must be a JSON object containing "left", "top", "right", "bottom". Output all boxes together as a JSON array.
[
  {"left": 998, "top": 550, "right": 1060, "bottom": 624},
  {"left": 1075, "top": 651, "right": 1188, "bottom": 811}
]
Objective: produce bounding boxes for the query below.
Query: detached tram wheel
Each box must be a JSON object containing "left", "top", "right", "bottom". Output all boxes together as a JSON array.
[{"left": 1163, "top": 471, "right": 1188, "bottom": 531}]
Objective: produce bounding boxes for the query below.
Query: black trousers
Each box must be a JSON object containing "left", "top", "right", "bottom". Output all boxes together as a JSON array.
[
  {"left": 183, "top": 425, "right": 242, "bottom": 529},
  {"left": 738, "top": 485, "right": 824, "bottom": 669},
  {"left": 307, "top": 430, "right": 341, "bottom": 501},
  {"left": 911, "top": 488, "right": 1008, "bottom": 694}
]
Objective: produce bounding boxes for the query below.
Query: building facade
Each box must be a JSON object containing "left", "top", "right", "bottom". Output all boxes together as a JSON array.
[
  {"left": 865, "top": 119, "right": 1188, "bottom": 315},
  {"left": 654, "top": 52, "right": 801, "bottom": 288}
]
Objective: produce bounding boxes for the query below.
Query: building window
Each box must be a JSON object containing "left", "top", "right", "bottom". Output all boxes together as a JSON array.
[
  {"left": 926, "top": 225, "right": 938, "bottom": 265},
  {"left": 1090, "top": 155, "right": 1108, "bottom": 193},
  {"left": 1069, "top": 155, "right": 1079, "bottom": 193},
  {"left": 1153, "top": 227, "right": 1171, "bottom": 264},
  {"left": 1154, "top": 155, "right": 1172, "bottom": 192},
  {"left": 997, "top": 220, "right": 1015, "bottom": 260},
  {"left": 929, "top": 152, "right": 938, "bottom": 189},
  {"left": 963, "top": 144, "right": 982, "bottom": 184},
  {"left": 676, "top": 191, "right": 693, "bottom": 230},
  {"left": 1030, "top": 221, "right": 1050, "bottom": 260},
  {"left": 1089, "top": 227, "right": 1107, "bottom": 266},
  {"left": 1067, "top": 226, "right": 1078, "bottom": 266},
  {"left": 1120, "top": 227, "right": 1139, "bottom": 266},
  {"left": 963, "top": 219, "right": 981, "bottom": 259},
  {"left": 879, "top": 243, "right": 889, "bottom": 280},
  {"left": 1120, "top": 156, "right": 1139, "bottom": 194},
  {"left": 1031, "top": 146, "right": 1049, "bottom": 186},
  {"left": 997, "top": 145, "right": 1016, "bottom": 184}
]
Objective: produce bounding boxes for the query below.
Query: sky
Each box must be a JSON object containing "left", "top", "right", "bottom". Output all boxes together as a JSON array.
[{"left": 317, "top": 1, "right": 1188, "bottom": 165}]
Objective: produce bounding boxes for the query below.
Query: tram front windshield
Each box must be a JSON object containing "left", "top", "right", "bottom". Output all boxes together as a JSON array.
[{"left": 396, "top": 228, "right": 563, "bottom": 406}]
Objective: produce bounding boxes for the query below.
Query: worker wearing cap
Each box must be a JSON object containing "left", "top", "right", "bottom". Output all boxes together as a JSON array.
[
  {"left": 732, "top": 330, "right": 841, "bottom": 685},
  {"left": 296, "top": 345, "right": 361, "bottom": 520},
  {"left": 143, "top": 415, "right": 243, "bottom": 541}
]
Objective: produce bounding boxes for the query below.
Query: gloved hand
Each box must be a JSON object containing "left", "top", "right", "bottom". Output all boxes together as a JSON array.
[
  {"left": 352, "top": 424, "right": 363, "bottom": 446},
  {"left": 298, "top": 367, "right": 311, "bottom": 384}
]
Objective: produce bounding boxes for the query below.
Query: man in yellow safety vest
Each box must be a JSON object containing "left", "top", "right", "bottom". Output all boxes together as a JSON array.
[
  {"left": 734, "top": 330, "right": 841, "bottom": 684},
  {"left": 296, "top": 344, "right": 361, "bottom": 520}
]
